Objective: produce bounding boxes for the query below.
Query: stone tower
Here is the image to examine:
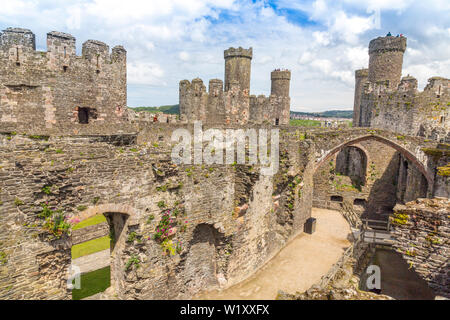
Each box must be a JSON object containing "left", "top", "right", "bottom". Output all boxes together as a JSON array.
[
  {"left": 224, "top": 47, "right": 252, "bottom": 93},
  {"left": 270, "top": 69, "right": 291, "bottom": 125},
  {"left": 271, "top": 69, "right": 291, "bottom": 97},
  {"left": 368, "top": 36, "right": 407, "bottom": 89},
  {"left": 353, "top": 68, "right": 369, "bottom": 126}
]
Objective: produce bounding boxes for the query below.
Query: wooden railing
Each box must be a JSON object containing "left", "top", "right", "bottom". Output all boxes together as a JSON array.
[
  {"left": 340, "top": 201, "right": 362, "bottom": 228},
  {"left": 360, "top": 218, "right": 392, "bottom": 245}
]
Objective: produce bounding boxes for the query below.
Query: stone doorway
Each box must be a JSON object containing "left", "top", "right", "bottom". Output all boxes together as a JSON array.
[{"left": 70, "top": 211, "right": 128, "bottom": 300}]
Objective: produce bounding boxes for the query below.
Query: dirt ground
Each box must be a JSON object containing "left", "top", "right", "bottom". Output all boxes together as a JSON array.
[{"left": 195, "top": 207, "right": 351, "bottom": 300}]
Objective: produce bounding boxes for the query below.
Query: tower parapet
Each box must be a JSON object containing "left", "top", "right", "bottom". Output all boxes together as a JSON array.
[
  {"left": 224, "top": 47, "right": 252, "bottom": 93},
  {"left": 354, "top": 35, "right": 448, "bottom": 142},
  {"left": 179, "top": 47, "right": 289, "bottom": 126},
  {"left": 368, "top": 36, "right": 407, "bottom": 88},
  {"left": 47, "top": 31, "right": 76, "bottom": 58},
  {"left": 0, "top": 28, "right": 36, "bottom": 51},
  {"left": 0, "top": 27, "right": 127, "bottom": 133}
]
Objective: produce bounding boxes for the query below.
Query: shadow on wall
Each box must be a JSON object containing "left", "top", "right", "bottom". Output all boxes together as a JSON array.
[
  {"left": 178, "top": 224, "right": 229, "bottom": 298},
  {"left": 336, "top": 146, "right": 367, "bottom": 189},
  {"left": 363, "top": 152, "right": 428, "bottom": 221}
]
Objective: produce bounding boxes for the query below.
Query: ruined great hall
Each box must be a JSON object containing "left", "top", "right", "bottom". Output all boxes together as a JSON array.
[{"left": 0, "top": 28, "right": 448, "bottom": 300}]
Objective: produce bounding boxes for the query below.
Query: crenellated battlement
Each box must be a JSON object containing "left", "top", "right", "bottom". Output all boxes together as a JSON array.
[
  {"left": 355, "top": 35, "right": 449, "bottom": 143},
  {"left": 369, "top": 36, "right": 407, "bottom": 54},
  {"left": 224, "top": 47, "right": 253, "bottom": 59},
  {"left": 271, "top": 69, "right": 291, "bottom": 80},
  {"left": 180, "top": 48, "right": 291, "bottom": 126},
  {"left": 0, "top": 27, "right": 127, "bottom": 132},
  {"left": 0, "top": 28, "right": 126, "bottom": 63}
]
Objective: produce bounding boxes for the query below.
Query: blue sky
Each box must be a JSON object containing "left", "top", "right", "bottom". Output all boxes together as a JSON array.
[{"left": 1, "top": 0, "right": 449, "bottom": 111}]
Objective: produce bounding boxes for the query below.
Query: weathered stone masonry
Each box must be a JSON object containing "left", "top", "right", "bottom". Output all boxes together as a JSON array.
[
  {"left": 0, "top": 125, "right": 316, "bottom": 300},
  {"left": 391, "top": 198, "right": 449, "bottom": 298},
  {"left": 179, "top": 47, "right": 291, "bottom": 126},
  {"left": 354, "top": 36, "right": 449, "bottom": 143},
  {"left": 0, "top": 28, "right": 127, "bottom": 133}
]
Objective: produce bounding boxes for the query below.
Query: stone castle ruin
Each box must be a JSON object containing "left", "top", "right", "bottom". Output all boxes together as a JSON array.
[
  {"left": 179, "top": 47, "right": 291, "bottom": 125},
  {"left": 0, "top": 28, "right": 128, "bottom": 133},
  {"left": 0, "top": 28, "right": 448, "bottom": 300},
  {"left": 353, "top": 35, "right": 449, "bottom": 143}
]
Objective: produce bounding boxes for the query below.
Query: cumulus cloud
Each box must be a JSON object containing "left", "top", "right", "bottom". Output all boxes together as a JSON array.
[{"left": 0, "top": 0, "right": 448, "bottom": 110}]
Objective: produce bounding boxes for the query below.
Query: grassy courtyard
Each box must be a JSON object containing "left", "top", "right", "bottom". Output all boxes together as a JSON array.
[
  {"left": 71, "top": 266, "right": 111, "bottom": 300},
  {"left": 71, "top": 214, "right": 111, "bottom": 300}
]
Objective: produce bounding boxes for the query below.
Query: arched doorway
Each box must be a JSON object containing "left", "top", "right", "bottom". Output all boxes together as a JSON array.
[
  {"left": 312, "top": 135, "right": 430, "bottom": 221},
  {"left": 69, "top": 205, "right": 132, "bottom": 300}
]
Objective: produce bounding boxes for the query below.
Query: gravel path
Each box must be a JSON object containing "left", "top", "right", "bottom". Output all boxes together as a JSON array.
[
  {"left": 71, "top": 249, "right": 110, "bottom": 274},
  {"left": 195, "top": 208, "right": 351, "bottom": 300}
]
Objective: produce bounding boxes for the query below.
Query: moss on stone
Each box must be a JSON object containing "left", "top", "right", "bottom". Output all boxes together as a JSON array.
[
  {"left": 437, "top": 163, "right": 450, "bottom": 177},
  {"left": 421, "top": 148, "right": 450, "bottom": 161}
]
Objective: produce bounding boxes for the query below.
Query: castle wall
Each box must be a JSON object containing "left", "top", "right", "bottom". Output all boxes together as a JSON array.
[
  {"left": 360, "top": 77, "right": 449, "bottom": 142},
  {"left": 0, "top": 126, "right": 314, "bottom": 300},
  {"left": 313, "top": 138, "right": 429, "bottom": 220},
  {"left": 0, "top": 28, "right": 127, "bottom": 134},
  {"left": 354, "top": 36, "right": 449, "bottom": 142},
  {"left": 179, "top": 47, "right": 290, "bottom": 126},
  {"left": 391, "top": 198, "right": 450, "bottom": 298}
]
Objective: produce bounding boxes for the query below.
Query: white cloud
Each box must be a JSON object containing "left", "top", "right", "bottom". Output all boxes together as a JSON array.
[{"left": 0, "top": 0, "right": 448, "bottom": 111}]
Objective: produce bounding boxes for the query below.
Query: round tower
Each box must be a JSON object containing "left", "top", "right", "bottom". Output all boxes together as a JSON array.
[
  {"left": 368, "top": 36, "right": 407, "bottom": 88},
  {"left": 224, "top": 47, "right": 252, "bottom": 93},
  {"left": 271, "top": 69, "right": 291, "bottom": 97},
  {"left": 353, "top": 68, "right": 369, "bottom": 126}
]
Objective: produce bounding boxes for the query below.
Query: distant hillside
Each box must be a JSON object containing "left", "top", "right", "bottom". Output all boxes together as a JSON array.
[
  {"left": 129, "top": 104, "right": 179, "bottom": 114},
  {"left": 129, "top": 105, "right": 352, "bottom": 119},
  {"left": 291, "top": 110, "right": 353, "bottom": 119}
]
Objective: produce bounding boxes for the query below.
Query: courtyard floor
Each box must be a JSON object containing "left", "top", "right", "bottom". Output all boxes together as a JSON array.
[{"left": 196, "top": 207, "right": 351, "bottom": 300}]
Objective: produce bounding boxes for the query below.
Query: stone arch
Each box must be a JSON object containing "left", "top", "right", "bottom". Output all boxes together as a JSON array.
[{"left": 314, "top": 134, "right": 433, "bottom": 186}]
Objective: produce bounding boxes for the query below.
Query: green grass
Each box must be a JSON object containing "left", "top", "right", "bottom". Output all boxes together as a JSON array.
[
  {"left": 290, "top": 119, "right": 322, "bottom": 127},
  {"left": 72, "top": 214, "right": 107, "bottom": 231},
  {"left": 71, "top": 266, "right": 111, "bottom": 300},
  {"left": 71, "top": 236, "right": 110, "bottom": 259}
]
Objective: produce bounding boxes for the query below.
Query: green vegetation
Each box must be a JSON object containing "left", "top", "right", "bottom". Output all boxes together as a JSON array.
[
  {"left": 127, "top": 231, "right": 141, "bottom": 243},
  {"left": 437, "top": 163, "right": 450, "bottom": 177},
  {"left": 0, "top": 251, "right": 7, "bottom": 265},
  {"left": 42, "top": 185, "right": 52, "bottom": 195},
  {"left": 76, "top": 205, "right": 88, "bottom": 212},
  {"left": 289, "top": 119, "right": 321, "bottom": 127},
  {"left": 421, "top": 148, "right": 450, "bottom": 161},
  {"left": 71, "top": 236, "right": 110, "bottom": 259},
  {"left": 72, "top": 214, "right": 106, "bottom": 231},
  {"left": 28, "top": 135, "right": 49, "bottom": 141},
  {"left": 129, "top": 104, "right": 179, "bottom": 114},
  {"left": 290, "top": 110, "right": 353, "bottom": 119},
  {"left": 391, "top": 212, "right": 409, "bottom": 225},
  {"left": 14, "top": 198, "right": 24, "bottom": 206},
  {"left": 125, "top": 255, "right": 141, "bottom": 271},
  {"left": 71, "top": 267, "right": 110, "bottom": 300},
  {"left": 157, "top": 200, "right": 166, "bottom": 208}
]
